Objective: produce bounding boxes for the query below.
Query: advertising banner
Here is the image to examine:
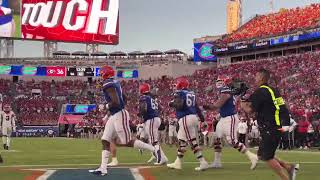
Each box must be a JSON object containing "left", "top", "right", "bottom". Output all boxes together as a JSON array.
[
  {"left": 16, "top": 126, "right": 59, "bottom": 137},
  {"left": 0, "top": 0, "right": 119, "bottom": 45}
]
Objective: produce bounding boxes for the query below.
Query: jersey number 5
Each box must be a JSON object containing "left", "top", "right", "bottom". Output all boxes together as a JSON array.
[
  {"left": 186, "top": 94, "right": 196, "bottom": 107},
  {"left": 6, "top": 116, "right": 10, "bottom": 121}
]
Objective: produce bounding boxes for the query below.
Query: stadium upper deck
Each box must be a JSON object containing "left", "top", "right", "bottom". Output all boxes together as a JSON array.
[{"left": 222, "top": 3, "right": 320, "bottom": 44}]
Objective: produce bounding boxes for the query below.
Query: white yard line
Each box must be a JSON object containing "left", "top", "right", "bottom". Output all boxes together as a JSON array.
[
  {"left": 36, "top": 170, "right": 56, "bottom": 180},
  {"left": 130, "top": 168, "right": 145, "bottom": 180}
]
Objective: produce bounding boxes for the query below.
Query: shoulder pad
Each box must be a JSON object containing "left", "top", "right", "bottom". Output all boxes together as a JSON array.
[
  {"left": 220, "top": 87, "right": 232, "bottom": 94},
  {"left": 103, "top": 79, "right": 115, "bottom": 89}
]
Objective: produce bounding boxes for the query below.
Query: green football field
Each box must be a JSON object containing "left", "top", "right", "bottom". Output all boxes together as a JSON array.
[{"left": 0, "top": 138, "right": 319, "bottom": 180}]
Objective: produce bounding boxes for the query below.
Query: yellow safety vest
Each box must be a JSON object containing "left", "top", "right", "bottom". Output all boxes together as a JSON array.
[{"left": 260, "top": 85, "right": 285, "bottom": 126}]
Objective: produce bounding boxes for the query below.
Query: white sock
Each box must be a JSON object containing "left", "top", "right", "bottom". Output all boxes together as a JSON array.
[
  {"left": 7, "top": 137, "right": 10, "bottom": 147},
  {"left": 2, "top": 136, "right": 6, "bottom": 145},
  {"left": 174, "top": 156, "right": 182, "bottom": 164},
  {"left": 133, "top": 140, "right": 155, "bottom": 152},
  {"left": 245, "top": 150, "right": 257, "bottom": 159},
  {"left": 160, "top": 146, "right": 167, "bottom": 160},
  {"left": 111, "top": 157, "right": 117, "bottom": 162},
  {"left": 214, "top": 152, "right": 222, "bottom": 163},
  {"left": 100, "top": 150, "right": 110, "bottom": 170}
]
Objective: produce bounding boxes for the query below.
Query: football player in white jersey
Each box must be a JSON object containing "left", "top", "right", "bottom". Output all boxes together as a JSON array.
[
  {"left": 168, "top": 115, "right": 178, "bottom": 145},
  {"left": 0, "top": 104, "right": 16, "bottom": 150}
]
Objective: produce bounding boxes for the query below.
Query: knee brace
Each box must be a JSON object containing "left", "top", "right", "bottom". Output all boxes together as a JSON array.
[
  {"left": 232, "top": 141, "right": 247, "bottom": 153},
  {"left": 177, "top": 139, "right": 187, "bottom": 158},
  {"left": 189, "top": 138, "right": 200, "bottom": 153},
  {"left": 214, "top": 138, "right": 222, "bottom": 152},
  {"left": 152, "top": 141, "right": 159, "bottom": 146}
]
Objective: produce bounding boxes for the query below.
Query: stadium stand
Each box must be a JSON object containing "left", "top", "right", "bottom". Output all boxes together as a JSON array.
[
  {"left": 1, "top": 51, "right": 319, "bottom": 127},
  {"left": 223, "top": 3, "right": 320, "bottom": 43}
]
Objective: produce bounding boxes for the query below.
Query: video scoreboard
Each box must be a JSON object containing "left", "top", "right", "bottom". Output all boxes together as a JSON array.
[{"left": 0, "top": 65, "right": 139, "bottom": 78}]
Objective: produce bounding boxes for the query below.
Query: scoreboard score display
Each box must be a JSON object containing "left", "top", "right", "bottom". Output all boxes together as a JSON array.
[
  {"left": 0, "top": 65, "right": 138, "bottom": 78},
  {"left": 67, "top": 67, "right": 95, "bottom": 77}
]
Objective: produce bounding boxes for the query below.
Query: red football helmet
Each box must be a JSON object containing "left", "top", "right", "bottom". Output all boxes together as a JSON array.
[
  {"left": 100, "top": 65, "right": 115, "bottom": 80},
  {"left": 3, "top": 104, "right": 11, "bottom": 112},
  {"left": 175, "top": 77, "right": 189, "bottom": 90},
  {"left": 139, "top": 83, "right": 151, "bottom": 94},
  {"left": 216, "top": 75, "right": 232, "bottom": 89}
]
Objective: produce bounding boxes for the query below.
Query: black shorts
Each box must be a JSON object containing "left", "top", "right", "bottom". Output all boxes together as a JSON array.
[{"left": 258, "top": 130, "right": 281, "bottom": 161}]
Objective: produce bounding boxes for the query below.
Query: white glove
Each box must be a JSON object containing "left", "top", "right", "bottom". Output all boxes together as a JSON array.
[
  {"left": 279, "top": 126, "right": 290, "bottom": 132},
  {"left": 289, "top": 127, "right": 294, "bottom": 132}
]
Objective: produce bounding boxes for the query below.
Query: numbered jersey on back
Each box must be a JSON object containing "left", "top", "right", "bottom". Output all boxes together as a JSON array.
[
  {"left": 0, "top": 111, "right": 16, "bottom": 127},
  {"left": 219, "top": 87, "right": 236, "bottom": 118},
  {"left": 102, "top": 79, "right": 125, "bottom": 115},
  {"left": 139, "top": 95, "right": 159, "bottom": 121},
  {"left": 175, "top": 90, "right": 197, "bottom": 119}
]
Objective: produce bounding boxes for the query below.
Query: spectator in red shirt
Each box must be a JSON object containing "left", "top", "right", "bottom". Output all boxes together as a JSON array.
[{"left": 297, "top": 119, "right": 310, "bottom": 149}]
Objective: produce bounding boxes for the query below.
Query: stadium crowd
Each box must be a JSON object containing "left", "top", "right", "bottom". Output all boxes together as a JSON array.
[
  {"left": 223, "top": 3, "right": 320, "bottom": 43},
  {"left": 0, "top": 51, "right": 320, "bottom": 148}
]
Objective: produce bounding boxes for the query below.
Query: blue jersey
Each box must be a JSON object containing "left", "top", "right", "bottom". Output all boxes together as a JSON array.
[
  {"left": 102, "top": 79, "right": 125, "bottom": 115},
  {"left": 139, "top": 94, "right": 159, "bottom": 121},
  {"left": 219, "top": 87, "right": 236, "bottom": 118},
  {"left": 175, "top": 90, "right": 197, "bottom": 119},
  {"left": 0, "top": 0, "right": 13, "bottom": 25}
]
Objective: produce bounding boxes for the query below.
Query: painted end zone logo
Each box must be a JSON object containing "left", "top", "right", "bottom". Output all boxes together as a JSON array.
[{"left": 21, "top": 0, "right": 119, "bottom": 44}]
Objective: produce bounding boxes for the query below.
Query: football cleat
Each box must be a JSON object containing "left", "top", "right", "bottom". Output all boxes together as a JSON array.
[
  {"left": 107, "top": 159, "right": 119, "bottom": 167},
  {"left": 249, "top": 154, "right": 259, "bottom": 170},
  {"left": 167, "top": 159, "right": 182, "bottom": 170},
  {"left": 89, "top": 168, "right": 108, "bottom": 176},
  {"left": 210, "top": 161, "right": 222, "bottom": 168},
  {"left": 154, "top": 155, "right": 168, "bottom": 165},
  {"left": 195, "top": 161, "right": 209, "bottom": 171},
  {"left": 289, "top": 164, "right": 299, "bottom": 180},
  {"left": 3, "top": 144, "right": 6, "bottom": 150}
]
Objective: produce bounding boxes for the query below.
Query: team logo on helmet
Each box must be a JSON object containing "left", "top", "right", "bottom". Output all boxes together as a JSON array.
[
  {"left": 139, "top": 83, "right": 151, "bottom": 95},
  {"left": 175, "top": 77, "right": 189, "bottom": 90},
  {"left": 100, "top": 65, "right": 115, "bottom": 80},
  {"left": 216, "top": 75, "right": 231, "bottom": 89}
]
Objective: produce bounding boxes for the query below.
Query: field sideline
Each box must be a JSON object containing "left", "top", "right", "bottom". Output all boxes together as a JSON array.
[{"left": 0, "top": 138, "right": 319, "bottom": 180}]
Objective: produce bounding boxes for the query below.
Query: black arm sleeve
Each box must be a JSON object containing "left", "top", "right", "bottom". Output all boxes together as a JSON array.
[
  {"left": 138, "top": 100, "right": 147, "bottom": 118},
  {"left": 249, "top": 89, "right": 264, "bottom": 112},
  {"left": 195, "top": 103, "right": 205, "bottom": 122},
  {"left": 122, "top": 94, "right": 128, "bottom": 105}
]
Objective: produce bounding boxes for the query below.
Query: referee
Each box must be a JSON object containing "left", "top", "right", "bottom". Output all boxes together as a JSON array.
[{"left": 241, "top": 69, "right": 299, "bottom": 180}]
